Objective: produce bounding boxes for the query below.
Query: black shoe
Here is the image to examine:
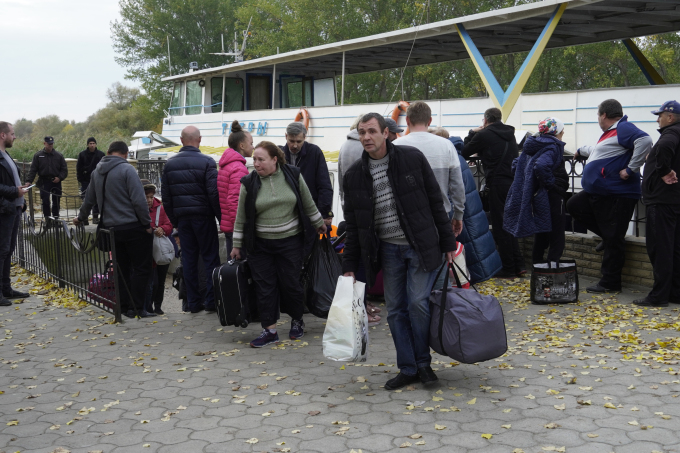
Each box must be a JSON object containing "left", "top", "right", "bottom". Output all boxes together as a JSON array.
[
  {"left": 633, "top": 298, "right": 668, "bottom": 308},
  {"left": 385, "top": 372, "right": 419, "bottom": 390},
  {"left": 154, "top": 308, "right": 165, "bottom": 315},
  {"left": 516, "top": 269, "right": 528, "bottom": 278},
  {"left": 0, "top": 297, "right": 12, "bottom": 307},
  {"left": 123, "top": 310, "right": 135, "bottom": 318},
  {"left": 204, "top": 306, "right": 217, "bottom": 313},
  {"left": 190, "top": 307, "right": 204, "bottom": 314},
  {"left": 586, "top": 284, "right": 620, "bottom": 293},
  {"left": 3, "top": 289, "right": 29, "bottom": 299},
  {"left": 139, "top": 310, "right": 157, "bottom": 318},
  {"left": 495, "top": 271, "right": 517, "bottom": 279},
  {"left": 418, "top": 366, "right": 439, "bottom": 384},
  {"left": 595, "top": 241, "right": 605, "bottom": 252}
]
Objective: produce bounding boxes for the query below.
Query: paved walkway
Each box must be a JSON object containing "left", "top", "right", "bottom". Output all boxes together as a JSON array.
[{"left": 1, "top": 265, "right": 679, "bottom": 453}]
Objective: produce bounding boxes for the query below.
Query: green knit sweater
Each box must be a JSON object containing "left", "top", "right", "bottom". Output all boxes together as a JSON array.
[{"left": 233, "top": 167, "right": 324, "bottom": 248}]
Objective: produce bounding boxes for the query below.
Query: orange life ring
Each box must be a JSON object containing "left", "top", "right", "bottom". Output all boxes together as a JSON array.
[
  {"left": 390, "top": 101, "right": 410, "bottom": 136},
  {"left": 294, "top": 108, "right": 310, "bottom": 131}
]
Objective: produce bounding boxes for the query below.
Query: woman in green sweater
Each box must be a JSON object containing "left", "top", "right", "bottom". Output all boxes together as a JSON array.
[{"left": 231, "top": 141, "right": 326, "bottom": 347}]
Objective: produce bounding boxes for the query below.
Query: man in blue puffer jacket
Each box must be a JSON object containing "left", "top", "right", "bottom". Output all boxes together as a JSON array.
[
  {"left": 162, "top": 126, "right": 222, "bottom": 313},
  {"left": 449, "top": 136, "right": 502, "bottom": 283}
]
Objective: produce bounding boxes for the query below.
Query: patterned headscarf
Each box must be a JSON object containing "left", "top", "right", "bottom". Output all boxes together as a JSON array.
[{"left": 538, "top": 117, "right": 564, "bottom": 136}]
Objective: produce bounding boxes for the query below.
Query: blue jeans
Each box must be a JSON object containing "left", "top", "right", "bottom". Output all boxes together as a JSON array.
[
  {"left": 381, "top": 241, "right": 438, "bottom": 376},
  {"left": 178, "top": 217, "right": 220, "bottom": 311}
]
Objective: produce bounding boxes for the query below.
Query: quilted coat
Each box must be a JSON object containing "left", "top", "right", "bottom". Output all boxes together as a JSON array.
[
  {"left": 448, "top": 137, "right": 502, "bottom": 284},
  {"left": 217, "top": 148, "right": 248, "bottom": 233},
  {"left": 503, "top": 134, "right": 566, "bottom": 238}
]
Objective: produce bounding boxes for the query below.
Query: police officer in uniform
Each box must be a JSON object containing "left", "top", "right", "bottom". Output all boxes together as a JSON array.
[{"left": 26, "top": 136, "right": 68, "bottom": 224}]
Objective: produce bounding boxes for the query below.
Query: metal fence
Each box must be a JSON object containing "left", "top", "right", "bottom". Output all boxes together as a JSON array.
[
  {"left": 137, "top": 160, "right": 166, "bottom": 193},
  {"left": 12, "top": 192, "right": 122, "bottom": 322}
]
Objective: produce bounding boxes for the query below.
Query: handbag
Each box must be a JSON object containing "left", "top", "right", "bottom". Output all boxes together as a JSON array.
[
  {"left": 152, "top": 207, "right": 175, "bottom": 265},
  {"left": 429, "top": 262, "right": 508, "bottom": 364},
  {"left": 323, "top": 276, "right": 369, "bottom": 362},
  {"left": 301, "top": 235, "right": 343, "bottom": 318},
  {"left": 95, "top": 173, "right": 110, "bottom": 252},
  {"left": 530, "top": 260, "right": 579, "bottom": 304}
]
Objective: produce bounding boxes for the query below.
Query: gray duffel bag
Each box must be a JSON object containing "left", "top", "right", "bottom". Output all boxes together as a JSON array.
[{"left": 429, "top": 262, "right": 507, "bottom": 364}]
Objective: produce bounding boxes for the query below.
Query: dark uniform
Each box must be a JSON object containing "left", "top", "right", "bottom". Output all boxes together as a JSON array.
[
  {"left": 76, "top": 146, "right": 105, "bottom": 220},
  {"left": 26, "top": 139, "right": 68, "bottom": 220}
]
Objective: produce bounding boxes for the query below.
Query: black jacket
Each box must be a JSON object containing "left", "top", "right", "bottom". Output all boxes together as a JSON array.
[
  {"left": 76, "top": 148, "right": 105, "bottom": 183},
  {"left": 462, "top": 122, "right": 519, "bottom": 187},
  {"left": 642, "top": 121, "right": 680, "bottom": 206},
  {"left": 0, "top": 151, "right": 26, "bottom": 215},
  {"left": 239, "top": 165, "right": 314, "bottom": 253},
  {"left": 26, "top": 149, "right": 68, "bottom": 184},
  {"left": 281, "top": 141, "right": 334, "bottom": 218},
  {"left": 341, "top": 141, "right": 457, "bottom": 287},
  {"left": 161, "top": 146, "right": 221, "bottom": 226}
]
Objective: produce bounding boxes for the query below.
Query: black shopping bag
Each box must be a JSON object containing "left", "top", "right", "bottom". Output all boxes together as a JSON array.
[
  {"left": 530, "top": 260, "right": 579, "bottom": 304},
  {"left": 301, "top": 235, "right": 343, "bottom": 318}
]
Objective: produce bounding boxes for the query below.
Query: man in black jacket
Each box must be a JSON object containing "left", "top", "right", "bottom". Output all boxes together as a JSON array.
[
  {"left": 26, "top": 136, "right": 68, "bottom": 222},
  {"left": 342, "top": 113, "right": 457, "bottom": 390},
  {"left": 161, "top": 126, "right": 221, "bottom": 314},
  {"left": 0, "top": 122, "right": 30, "bottom": 306},
  {"left": 635, "top": 101, "right": 680, "bottom": 307},
  {"left": 76, "top": 137, "right": 105, "bottom": 225},
  {"left": 462, "top": 107, "right": 525, "bottom": 277}
]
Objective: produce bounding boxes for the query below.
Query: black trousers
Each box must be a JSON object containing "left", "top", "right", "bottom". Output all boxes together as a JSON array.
[
  {"left": 566, "top": 191, "right": 637, "bottom": 289},
  {"left": 248, "top": 234, "right": 305, "bottom": 328},
  {"left": 80, "top": 181, "right": 99, "bottom": 216},
  {"left": 533, "top": 190, "right": 566, "bottom": 264},
  {"left": 0, "top": 206, "right": 21, "bottom": 295},
  {"left": 645, "top": 204, "right": 680, "bottom": 303},
  {"left": 178, "top": 217, "right": 220, "bottom": 311},
  {"left": 39, "top": 180, "right": 61, "bottom": 218},
  {"left": 489, "top": 184, "right": 525, "bottom": 273},
  {"left": 114, "top": 228, "right": 153, "bottom": 313},
  {"left": 144, "top": 263, "right": 170, "bottom": 312}
]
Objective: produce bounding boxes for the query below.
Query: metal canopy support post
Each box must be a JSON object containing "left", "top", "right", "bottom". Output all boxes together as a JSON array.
[
  {"left": 341, "top": 51, "right": 346, "bottom": 106},
  {"left": 272, "top": 64, "right": 276, "bottom": 109},
  {"left": 622, "top": 38, "right": 666, "bottom": 86},
  {"left": 455, "top": 3, "right": 567, "bottom": 121}
]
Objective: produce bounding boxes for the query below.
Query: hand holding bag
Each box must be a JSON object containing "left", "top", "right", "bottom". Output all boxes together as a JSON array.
[
  {"left": 323, "top": 276, "right": 368, "bottom": 362},
  {"left": 152, "top": 207, "right": 175, "bottom": 265}
]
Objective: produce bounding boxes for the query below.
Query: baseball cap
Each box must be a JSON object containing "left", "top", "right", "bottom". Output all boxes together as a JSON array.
[
  {"left": 651, "top": 100, "right": 680, "bottom": 115},
  {"left": 44, "top": 136, "right": 54, "bottom": 144},
  {"left": 385, "top": 118, "right": 404, "bottom": 133}
]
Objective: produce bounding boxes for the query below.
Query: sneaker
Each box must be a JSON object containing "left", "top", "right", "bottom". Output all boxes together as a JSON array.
[
  {"left": 384, "top": 372, "right": 419, "bottom": 390},
  {"left": 633, "top": 297, "right": 668, "bottom": 308},
  {"left": 3, "top": 289, "right": 29, "bottom": 299},
  {"left": 289, "top": 319, "right": 305, "bottom": 340},
  {"left": 204, "top": 305, "right": 217, "bottom": 313},
  {"left": 495, "top": 271, "right": 517, "bottom": 279},
  {"left": 139, "top": 310, "right": 157, "bottom": 318},
  {"left": 417, "top": 366, "right": 439, "bottom": 384},
  {"left": 190, "top": 306, "right": 205, "bottom": 314},
  {"left": 250, "top": 329, "right": 279, "bottom": 348},
  {"left": 586, "top": 284, "right": 621, "bottom": 293},
  {"left": 0, "top": 297, "right": 11, "bottom": 307},
  {"left": 154, "top": 308, "right": 165, "bottom": 315}
]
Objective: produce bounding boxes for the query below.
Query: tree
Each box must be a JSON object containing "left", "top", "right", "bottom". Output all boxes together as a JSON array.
[
  {"left": 13, "top": 119, "right": 34, "bottom": 138},
  {"left": 106, "top": 82, "right": 141, "bottom": 110}
]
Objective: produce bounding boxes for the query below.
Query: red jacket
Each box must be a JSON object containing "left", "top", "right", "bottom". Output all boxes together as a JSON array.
[
  {"left": 217, "top": 148, "right": 248, "bottom": 233},
  {"left": 150, "top": 197, "right": 173, "bottom": 237}
]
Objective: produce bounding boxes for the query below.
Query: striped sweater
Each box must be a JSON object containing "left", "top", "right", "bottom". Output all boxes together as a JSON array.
[
  {"left": 370, "top": 154, "right": 408, "bottom": 245},
  {"left": 233, "top": 167, "right": 323, "bottom": 247}
]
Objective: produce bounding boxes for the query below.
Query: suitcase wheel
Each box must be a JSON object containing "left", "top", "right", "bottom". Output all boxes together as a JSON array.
[{"left": 240, "top": 321, "right": 249, "bottom": 328}]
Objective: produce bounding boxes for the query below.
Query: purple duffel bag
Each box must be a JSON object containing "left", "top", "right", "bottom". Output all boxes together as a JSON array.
[{"left": 429, "top": 263, "right": 507, "bottom": 364}]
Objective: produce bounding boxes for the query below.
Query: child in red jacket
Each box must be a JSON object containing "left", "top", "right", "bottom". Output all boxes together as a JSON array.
[{"left": 142, "top": 179, "right": 173, "bottom": 314}]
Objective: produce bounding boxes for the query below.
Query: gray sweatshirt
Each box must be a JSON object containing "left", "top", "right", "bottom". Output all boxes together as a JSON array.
[
  {"left": 79, "top": 156, "right": 151, "bottom": 228},
  {"left": 338, "top": 129, "right": 364, "bottom": 206}
]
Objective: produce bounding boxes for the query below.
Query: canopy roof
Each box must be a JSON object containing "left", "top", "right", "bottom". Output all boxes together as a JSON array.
[{"left": 164, "top": 0, "right": 680, "bottom": 82}]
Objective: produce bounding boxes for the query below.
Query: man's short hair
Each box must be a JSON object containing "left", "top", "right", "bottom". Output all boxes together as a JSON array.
[
  {"left": 484, "top": 108, "right": 502, "bottom": 124},
  {"left": 108, "top": 141, "right": 129, "bottom": 155},
  {"left": 406, "top": 101, "right": 432, "bottom": 126},
  {"left": 0, "top": 122, "right": 12, "bottom": 134},
  {"left": 286, "top": 122, "right": 307, "bottom": 137},
  {"left": 598, "top": 99, "right": 623, "bottom": 119},
  {"left": 358, "top": 113, "right": 387, "bottom": 133}
]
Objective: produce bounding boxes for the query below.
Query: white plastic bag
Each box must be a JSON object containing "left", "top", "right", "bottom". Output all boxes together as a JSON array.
[
  {"left": 153, "top": 236, "right": 175, "bottom": 265},
  {"left": 323, "top": 276, "right": 368, "bottom": 362}
]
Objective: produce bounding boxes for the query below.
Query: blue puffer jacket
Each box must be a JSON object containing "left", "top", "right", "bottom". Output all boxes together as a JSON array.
[
  {"left": 449, "top": 137, "right": 502, "bottom": 284},
  {"left": 503, "top": 134, "right": 565, "bottom": 238},
  {"left": 161, "top": 146, "right": 221, "bottom": 226}
]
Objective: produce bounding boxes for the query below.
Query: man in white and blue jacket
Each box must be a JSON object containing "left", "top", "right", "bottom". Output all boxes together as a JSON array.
[{"left": 567, "top": 99, "right": 652, "bottom": 293}]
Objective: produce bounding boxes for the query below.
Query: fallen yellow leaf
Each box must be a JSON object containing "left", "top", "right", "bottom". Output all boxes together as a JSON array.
[{"left": 481, "top": 433, "right": 493, "bottom": 439}]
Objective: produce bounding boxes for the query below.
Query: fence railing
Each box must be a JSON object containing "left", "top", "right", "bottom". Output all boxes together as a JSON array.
[
  {"left": 12, "top": 192, "right": 122, "bottom": 322},
  {"left": 137, "top": 160, "right": 166, "bottom": 192}
]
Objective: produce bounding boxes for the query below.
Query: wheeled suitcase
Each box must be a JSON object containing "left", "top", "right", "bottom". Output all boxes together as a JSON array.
[{"left": 212, "top": 259, "right": 257, "bottom": 328}]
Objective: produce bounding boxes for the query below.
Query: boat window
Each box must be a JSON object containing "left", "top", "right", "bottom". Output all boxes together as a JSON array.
[
  {"left": 210, "top": 77, "right": 223, "bottom": 113},
  {"left": 170, "top": 82, "right": 184, "bottom": 116},
  {"left": 224, "top": 78, "right": 244, "bottom": 112},
  {"left": 248, "top": 76, "right": 271, "bottom": 110},
  {"left": 314, "top": 78, "right": 336, "bottom": 107},
  {"left": 185, "top": 80, "right": 202, "bottom": 115},
  {"left": 282, "top": 77, "right": 313, "bottom": 108}
]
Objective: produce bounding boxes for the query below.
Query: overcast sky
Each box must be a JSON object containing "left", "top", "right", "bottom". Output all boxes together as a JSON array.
[{"left": 1, "top": 0, "right": 134, "bottom": 123}]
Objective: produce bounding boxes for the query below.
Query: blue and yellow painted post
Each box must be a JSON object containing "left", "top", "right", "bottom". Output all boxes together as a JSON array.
[
  {"left": 456, "top": 3, "right": 567, "bottom": 121},
  {"left": 622, "top": 38, "right": 666, "bottom": 85}
]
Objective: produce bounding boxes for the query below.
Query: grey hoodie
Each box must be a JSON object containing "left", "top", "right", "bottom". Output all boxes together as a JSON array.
[
  {"left": 78, "top": 155, "right": 151, "bottom": 229},
  {"left": 338, "top": 129, "right": 364, "bottom": 205}
]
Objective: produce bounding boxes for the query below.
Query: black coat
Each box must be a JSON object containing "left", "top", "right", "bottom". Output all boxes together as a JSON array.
[
  {"left": 76, "top": 148, "right": 105, "bottom": 183},
  {"left": 462, "top": 122, "right": 519, "bottom": 187},
  {"left": 26, "top": 149, "right": 68, "bottom": 184},
  {"left": 161, "top": 146, "right": 221, "bottom": 226},
  {"left": 0, "top": 151, "right": 26, "bottom": 215},
  {"left": 281, "top": 141, "right": 334, "bottom": 218},
  {"left": 642, "top": 121, "right": 680, "bottom": 206},
  {"left": 341, "top": 141, "right": 457, "bottom": 287}
]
